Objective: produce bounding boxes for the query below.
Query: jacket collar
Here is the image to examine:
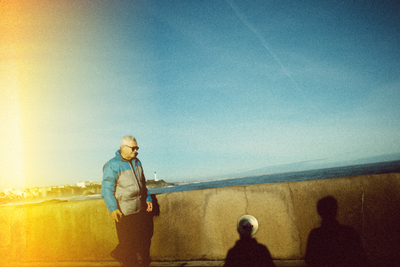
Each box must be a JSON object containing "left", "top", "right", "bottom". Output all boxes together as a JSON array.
[{"left": 116, "top": 150, "right": 137, "bottom": 164}]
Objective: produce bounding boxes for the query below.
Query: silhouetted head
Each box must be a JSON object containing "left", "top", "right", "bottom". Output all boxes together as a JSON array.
[
  {"left": 237, "top": 215, "right": 258, "bottom": 239},
  {"left": 317, "top": 196, "right": 338, "bottom": 220}
]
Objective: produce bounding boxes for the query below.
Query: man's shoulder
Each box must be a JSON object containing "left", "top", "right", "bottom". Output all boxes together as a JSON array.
[
  {"left": 104, "top": 156, "right": 123, "bottom": 168},
  {"left": 308, "top": 227, "right": 323, "bottom": 238}
]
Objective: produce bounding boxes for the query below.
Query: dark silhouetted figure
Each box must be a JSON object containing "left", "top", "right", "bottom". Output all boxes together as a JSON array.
[
  {"left": 224, "top": 215, "right": 276, "bottom": 267},
  {"left": 305, "top": 196, "right": 370, "bottom": 267}
]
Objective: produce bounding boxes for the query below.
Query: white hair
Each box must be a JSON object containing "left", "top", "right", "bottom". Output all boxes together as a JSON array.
[{"left": 120, "top": 135, "right": 137, "bottom": 147}]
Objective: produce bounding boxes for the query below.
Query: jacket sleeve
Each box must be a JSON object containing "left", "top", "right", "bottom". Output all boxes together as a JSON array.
[
  {"left": 101, "top": 162, "right": 119, "bottom": 213},
  {"left": 136, "top": 159, "right": 152, "bottom": 203},
  {"left": 146, "top": 189, "right": 152, "bottom": 202}
]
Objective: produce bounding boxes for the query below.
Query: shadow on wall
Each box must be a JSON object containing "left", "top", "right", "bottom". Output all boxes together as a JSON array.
[
  {"left": 305, "top": 196, "right": 370, "bottom": 267},
  {"left": 223, "top": 215, "right": 276, "bottom": 267},
  {"left": 151, "top": 194, "right": 160, "bottom": 217}
]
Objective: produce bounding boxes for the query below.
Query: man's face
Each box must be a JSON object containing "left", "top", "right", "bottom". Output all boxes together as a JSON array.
[{"left": 121, "top": 140, "right": 139, "bottom": 160}]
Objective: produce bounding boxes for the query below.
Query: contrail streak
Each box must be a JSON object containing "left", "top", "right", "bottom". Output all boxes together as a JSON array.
[{"left": 226, "top": 0, "right": 322, "bottom": 115}]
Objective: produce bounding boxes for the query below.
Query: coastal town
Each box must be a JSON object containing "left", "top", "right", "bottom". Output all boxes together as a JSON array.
[{"left": 0, "top": 178, "right": 174, "bottom": 205}]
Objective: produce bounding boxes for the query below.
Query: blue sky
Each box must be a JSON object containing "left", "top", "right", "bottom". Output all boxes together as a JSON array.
[{"left": 1, "top": 0, "right": 399, "bottom": 190}]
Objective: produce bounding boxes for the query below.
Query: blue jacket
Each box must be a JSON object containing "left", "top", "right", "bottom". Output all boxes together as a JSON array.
[{"left": 101, "top": 150, "right": 152, "bottom": 215}]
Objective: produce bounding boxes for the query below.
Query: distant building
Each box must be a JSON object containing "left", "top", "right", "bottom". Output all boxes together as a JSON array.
[
  {"left": 77, "top": 181, "right": 92, "bottom": 188},
  {"left": 1, "top": 189, "right": 25, "bottom": 198}
]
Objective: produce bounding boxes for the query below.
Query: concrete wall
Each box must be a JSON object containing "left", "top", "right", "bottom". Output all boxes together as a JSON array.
[{"left": 0, "top": 173, "right": 399, "bottom": 266}]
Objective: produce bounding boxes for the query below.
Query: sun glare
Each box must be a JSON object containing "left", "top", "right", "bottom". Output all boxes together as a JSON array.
[{"left": 1, "top": 1, "right": 27, "bottom": 190}]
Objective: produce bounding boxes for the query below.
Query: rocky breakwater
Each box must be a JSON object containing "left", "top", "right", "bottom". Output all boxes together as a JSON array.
[
  {"left": 0, "top": 172, "right": 399, "bottom": 267},
  {"left": 146, "top": 179, "right": 176, "bottom": 189}
]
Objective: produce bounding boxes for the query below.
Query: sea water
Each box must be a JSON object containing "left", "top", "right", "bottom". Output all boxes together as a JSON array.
[
  {"left": 5, "top": 161, "right": 398, "bottom": 206},
  {"left": 148, "top": 160, "right": 400, "bottom": 195}
]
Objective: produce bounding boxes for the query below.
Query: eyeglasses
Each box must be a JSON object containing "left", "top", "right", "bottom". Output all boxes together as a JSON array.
[{"left": 125, "top": 145, "right": 139, "bottom": 152}]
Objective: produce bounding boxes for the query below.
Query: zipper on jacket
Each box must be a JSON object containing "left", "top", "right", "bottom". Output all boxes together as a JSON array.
[{"left": 129, "top": 160, "right": 141, "bottom": 191}]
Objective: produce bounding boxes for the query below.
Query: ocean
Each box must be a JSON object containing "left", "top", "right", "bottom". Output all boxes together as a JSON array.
[
  {"left": 3, "top": 160, "right": 399, "bottom": 206},
  {"left": 148, "top": 160, "right": 400, "bottom": 195}
]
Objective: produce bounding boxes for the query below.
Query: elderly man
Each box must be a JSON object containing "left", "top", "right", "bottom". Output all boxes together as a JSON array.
[{"left": 101, "top": 135, "right": 153, "bottom": 267}]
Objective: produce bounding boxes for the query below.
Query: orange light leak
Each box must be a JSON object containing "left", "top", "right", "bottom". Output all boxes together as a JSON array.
[
  {"left": 1, "top": 1, "right": 26, "bottom": 190},
  {"left": 2, "top": 0, "right": 106, "bottom": 190}
]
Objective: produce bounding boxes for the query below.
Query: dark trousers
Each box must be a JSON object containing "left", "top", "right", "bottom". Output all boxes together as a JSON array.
[{"left": 113, "top": 211, "right": 153, "bottom": 267}]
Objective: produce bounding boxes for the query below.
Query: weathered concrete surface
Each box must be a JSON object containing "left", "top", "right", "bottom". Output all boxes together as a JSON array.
[
  {"left": 1, "top": 260, "right": 306, "bottom": 267},
  {"left": 0, "top": 173, "right": 399, "bottom": 266}
]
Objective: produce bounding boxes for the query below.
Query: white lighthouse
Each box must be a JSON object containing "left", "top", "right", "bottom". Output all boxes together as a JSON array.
[{"left": 154, "top": 172, "right": 158, "bottom": 181}]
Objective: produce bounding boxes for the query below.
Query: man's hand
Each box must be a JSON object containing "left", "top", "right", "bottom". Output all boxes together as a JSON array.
[
  {"left": 110, "top": 209, "right": 123, "bottom": 222},
  {"left": 146, "top": 201, "right": 153, "bottom": 212}
]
